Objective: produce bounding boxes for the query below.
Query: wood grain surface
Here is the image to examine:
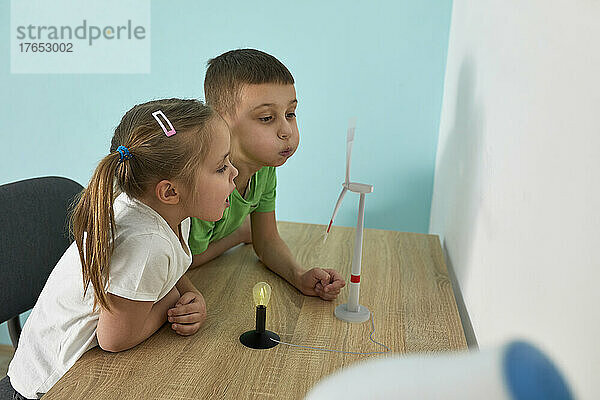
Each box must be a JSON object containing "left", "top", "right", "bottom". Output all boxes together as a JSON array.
[{"left": 44, "top": 221, "right": 467, "bottom": 399}]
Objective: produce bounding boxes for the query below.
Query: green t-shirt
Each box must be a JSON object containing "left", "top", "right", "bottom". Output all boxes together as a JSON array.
[{"left": 188, "top": 166, "right": 277, "bottom": 255}]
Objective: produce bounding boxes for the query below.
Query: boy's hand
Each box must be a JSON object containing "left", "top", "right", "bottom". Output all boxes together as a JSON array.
[
  {"left": 167, "top": 291, "right": 207, "bottom": 336},
  {"left": 298, "top": 268, "right": 346, "bottom": 301}
]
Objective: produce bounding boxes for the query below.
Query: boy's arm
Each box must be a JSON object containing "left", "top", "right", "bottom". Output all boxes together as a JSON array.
[
  {"left": 250, "top": 210, "right": 303, "bottom": 288},
  {"left": 189, "top": 216, "right": 252, "bottom": 269},
  {"left": 190, "top": 235, "right": 243, "bottom": 268},
  {"left": 250, "top": 211, "right": 346, "bottom": 300}
]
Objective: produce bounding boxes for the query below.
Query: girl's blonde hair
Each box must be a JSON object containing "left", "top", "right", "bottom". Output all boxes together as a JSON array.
[{"left": 71, "top": 98, "right": 215, "bottom": 312}]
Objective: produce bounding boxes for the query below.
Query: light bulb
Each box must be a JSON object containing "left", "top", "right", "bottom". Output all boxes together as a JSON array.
[
  {"left": 240, "top": 281, "right": 280, "bottom": 349},
  {"left": 252, "top": 282, "right": 271, "bottom": 307}
]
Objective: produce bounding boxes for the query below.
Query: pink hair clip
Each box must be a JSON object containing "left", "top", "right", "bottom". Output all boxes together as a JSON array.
[{"left": 152, "top": 110, "right": 176, "bottom": 137}]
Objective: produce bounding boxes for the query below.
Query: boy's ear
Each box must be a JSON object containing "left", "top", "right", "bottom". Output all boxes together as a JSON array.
[{"left": 154, "top": 180, "right": 180, "bottom": 205}]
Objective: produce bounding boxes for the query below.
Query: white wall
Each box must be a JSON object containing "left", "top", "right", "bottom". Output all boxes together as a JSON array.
[{"left": 430, "top": 1, "right": 600, "bottom": 399}]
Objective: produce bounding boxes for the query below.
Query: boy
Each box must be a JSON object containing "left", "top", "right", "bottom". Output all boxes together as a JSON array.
[{"left": 189, "top": 49, "right": 345, "bottom": 301}]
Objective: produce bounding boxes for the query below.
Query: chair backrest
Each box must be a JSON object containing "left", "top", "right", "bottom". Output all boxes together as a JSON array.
[{"left": 0, "top": 176, "right": 84, "bottom": 324}]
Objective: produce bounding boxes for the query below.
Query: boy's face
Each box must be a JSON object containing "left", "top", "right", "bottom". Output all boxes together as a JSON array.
[{"left": 225, "top": 83, "right": 299, "bottom": 169}]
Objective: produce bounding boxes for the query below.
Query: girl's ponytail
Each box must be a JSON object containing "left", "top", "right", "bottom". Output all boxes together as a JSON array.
[{"left": 71, "top": 151, "right": 122, "bottom": 312}]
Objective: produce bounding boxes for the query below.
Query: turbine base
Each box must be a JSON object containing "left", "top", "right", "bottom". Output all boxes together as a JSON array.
[{"left": 335, "top": 303, "right": 370, "bottom": 323}]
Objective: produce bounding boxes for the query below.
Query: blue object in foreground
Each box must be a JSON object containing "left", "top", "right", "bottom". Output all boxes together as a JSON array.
[{"left": 504, "top": 341, "right": 574, "bottom": 400}]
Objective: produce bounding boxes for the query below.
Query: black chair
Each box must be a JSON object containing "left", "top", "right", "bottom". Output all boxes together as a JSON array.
[{"left": 0, "top": 176, "right": 83, "bottom": 349}]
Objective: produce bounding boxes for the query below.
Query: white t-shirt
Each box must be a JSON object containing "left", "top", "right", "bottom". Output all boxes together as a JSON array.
[{"left": 8, "top": 193, "right": 192, "bottom": 399}]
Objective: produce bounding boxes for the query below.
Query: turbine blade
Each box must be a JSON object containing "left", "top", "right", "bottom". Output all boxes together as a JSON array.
[
  {"left": 326, "top": 187, "right": 347, "bottom": 234},
  {"left": 345, "top": 117, "right": 356, "bottom": 184}
]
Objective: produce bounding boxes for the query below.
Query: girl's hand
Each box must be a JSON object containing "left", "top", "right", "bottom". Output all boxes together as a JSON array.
[
  {"left": 298, "top": 268, "right": 346, "bottom": 301},
  {"left": 167, "top": 291, "right": 207, "bottom": 336}
]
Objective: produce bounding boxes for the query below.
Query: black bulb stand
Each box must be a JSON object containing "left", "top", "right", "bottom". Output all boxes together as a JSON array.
[{"left": 240, "top": 305, "right": 280, "bottom": 349}]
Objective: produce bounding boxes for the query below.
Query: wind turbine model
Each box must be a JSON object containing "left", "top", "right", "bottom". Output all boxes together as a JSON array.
[{"left": 324, "top": 118, "right": 373, "bottom": 323}]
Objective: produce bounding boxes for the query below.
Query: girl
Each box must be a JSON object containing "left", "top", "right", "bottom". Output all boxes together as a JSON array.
[{"left": 3, "top": 99, "right": 237, "bottom": 399}]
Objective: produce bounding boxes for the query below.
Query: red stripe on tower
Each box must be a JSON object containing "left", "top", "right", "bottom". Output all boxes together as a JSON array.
[{"left": 350, "top": 274, "right": 360, "bottom": 283}]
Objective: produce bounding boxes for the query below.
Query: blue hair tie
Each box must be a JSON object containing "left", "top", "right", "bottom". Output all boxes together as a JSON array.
[{"left": 116, "top": 145, "right": 132, "bottom": 162}]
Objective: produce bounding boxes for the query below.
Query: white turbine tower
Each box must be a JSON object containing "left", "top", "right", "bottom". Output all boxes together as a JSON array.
[{"left": 324, "top": 118, "right": 373, "bottom": 323}]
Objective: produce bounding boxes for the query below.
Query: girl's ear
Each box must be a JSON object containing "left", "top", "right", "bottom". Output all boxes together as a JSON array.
[{"left": 155, "top": 180, "right": 180, "bottom": 205}]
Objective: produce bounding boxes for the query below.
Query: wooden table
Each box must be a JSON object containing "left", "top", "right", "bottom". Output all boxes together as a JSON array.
[{"left": 45, "top": 222, "right": 467, "bottom": 399}]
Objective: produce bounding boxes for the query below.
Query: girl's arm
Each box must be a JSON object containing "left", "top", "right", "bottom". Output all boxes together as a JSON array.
[
  {"left": 175, "top": 274, "right": 200, "bottom": 295},
  {"left": 96, "top": 286, "right": 180, "bottom": 353},
  {"left": 169, "top": 274, "right": 207, "bottom": 336}
]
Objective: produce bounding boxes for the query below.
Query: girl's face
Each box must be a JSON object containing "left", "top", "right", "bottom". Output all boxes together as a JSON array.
[{"left": 184, "top": 117, "right": 238, "bottom": 221}]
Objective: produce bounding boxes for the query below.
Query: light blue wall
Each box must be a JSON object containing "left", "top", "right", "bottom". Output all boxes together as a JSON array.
[{"left": 0, "top": 1, "right": 452, "bottom": 345}]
